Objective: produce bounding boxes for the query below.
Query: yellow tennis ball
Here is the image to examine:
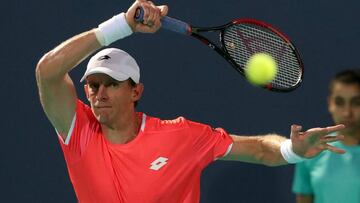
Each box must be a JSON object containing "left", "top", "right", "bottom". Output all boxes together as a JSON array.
[{"left": 245, "top": 53, "right": 278, "bottom": 85}]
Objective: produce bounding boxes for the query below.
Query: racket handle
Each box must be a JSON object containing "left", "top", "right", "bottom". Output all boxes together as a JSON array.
[{"left": 134, "top": 7, "right": 191, "bottom": 35}]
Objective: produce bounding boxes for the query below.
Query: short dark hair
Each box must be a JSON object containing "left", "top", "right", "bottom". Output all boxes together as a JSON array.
[
  {"left": 329, "top": 69, "right": 360, "bottom": 94},
  {"left": 128, "top": 78, "right": 137, "bottom": 87}
]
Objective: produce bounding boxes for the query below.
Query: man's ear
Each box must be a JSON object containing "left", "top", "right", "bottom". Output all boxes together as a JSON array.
[
  {"left": 84, "top": 84, "right": 90, "bottom": 101},
  {"left": 132, "top": 83, "right": 144, "bottom": 102}
]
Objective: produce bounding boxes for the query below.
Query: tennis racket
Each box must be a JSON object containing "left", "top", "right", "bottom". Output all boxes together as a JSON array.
[{"left": 135, "top": 8, "right": 304, "bottom": 92}]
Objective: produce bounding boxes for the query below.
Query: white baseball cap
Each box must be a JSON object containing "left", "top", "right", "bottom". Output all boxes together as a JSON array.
[{"left": 80, "top": 48, "right": 140, "bottom": 83}]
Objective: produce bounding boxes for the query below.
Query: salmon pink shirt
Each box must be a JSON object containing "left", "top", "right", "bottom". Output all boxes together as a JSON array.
[{"left": 58, "top": 100, "right": 233, "bottom": 203}]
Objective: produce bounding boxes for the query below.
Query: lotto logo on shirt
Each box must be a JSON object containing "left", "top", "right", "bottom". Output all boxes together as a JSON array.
[{"left": 150, "top": 157, "right": 168, "bottom": 171}]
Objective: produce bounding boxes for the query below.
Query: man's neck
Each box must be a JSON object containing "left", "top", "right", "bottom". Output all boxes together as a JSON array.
[
  {"left": 342, "top": 129, "right": 360, "bottom": 146},
  {"left": 102, "top": 112, "right": 142, "bottom": 144}
]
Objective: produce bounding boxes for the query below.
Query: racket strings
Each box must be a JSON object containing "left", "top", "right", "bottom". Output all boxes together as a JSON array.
[{"left": 223, "top": 24, "right": 302, "bottom": 89}]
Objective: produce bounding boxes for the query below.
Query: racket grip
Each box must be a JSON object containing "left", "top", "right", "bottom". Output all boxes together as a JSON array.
[
  {"left": 134, "top": 7, "right": 191, "bottom": 35},
  {"left": 161, "top": 16, "right": 191, "bottom": 35}
]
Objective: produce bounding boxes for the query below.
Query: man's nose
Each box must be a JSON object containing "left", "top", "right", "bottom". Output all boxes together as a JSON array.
[
  {"left": 343, "top": 104, "right": 353, "bottom": 117},
  {"left": 96, "top": 85, "right": 108, "bottom": 101}
]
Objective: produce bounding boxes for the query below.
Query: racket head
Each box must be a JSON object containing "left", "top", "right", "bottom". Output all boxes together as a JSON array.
[{"left": 220, "top": 19, "right": 304, "bottom": 92}]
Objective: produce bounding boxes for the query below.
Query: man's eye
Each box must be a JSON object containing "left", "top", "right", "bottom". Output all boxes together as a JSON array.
[
  {"left": 334, "top": 98, "right": 344, "bottom": 106},
  {"left": 110, "top": 82, "right": 119, "bottom": 87},
  {"left": 351, "top": 98, "right": 360, "bottom": 107},
  {"left": 89, "top": 83, "right": 99, "bottom": 89},
  {"left": 106, "top": 82, "right": 119, "bottom": 87}
]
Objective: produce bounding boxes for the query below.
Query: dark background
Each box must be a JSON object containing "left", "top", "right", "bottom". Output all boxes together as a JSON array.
[{"left": 2, "top": 0, "right": 360, "bottom": 202}]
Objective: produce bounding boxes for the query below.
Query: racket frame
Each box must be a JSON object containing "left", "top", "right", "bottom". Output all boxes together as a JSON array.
[
  {"left": 135, "top": 8, "right": 304, "bottom": 92},
  {"left": 189, "top": 20, "right": 304, "bottom": 92}
]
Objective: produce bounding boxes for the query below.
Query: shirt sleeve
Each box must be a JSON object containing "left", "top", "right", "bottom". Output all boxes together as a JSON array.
[
  {"left": 292, "top": 161, "right": 313, "bottom": 195},
  {"left": 57, "top": 100, "right": 97, "bottom": 165},
  {"left": 186, "top": 120, "right": 233, "bottom": 168}
]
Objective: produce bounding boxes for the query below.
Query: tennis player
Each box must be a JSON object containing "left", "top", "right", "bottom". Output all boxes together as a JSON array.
[{"left": 36, "top": 0, "right": 345, "bottom": 202}]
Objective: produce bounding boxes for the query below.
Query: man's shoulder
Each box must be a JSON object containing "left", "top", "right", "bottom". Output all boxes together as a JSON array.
[
  {"left": 144, "top": 114, "right": 210, "bottom": 132},
  {"left": 145, "top": 115, "right": 187, "bottom": 130}
]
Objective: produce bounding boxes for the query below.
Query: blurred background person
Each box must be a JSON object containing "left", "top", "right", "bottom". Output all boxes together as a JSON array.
[{"left": 292, "top": 69, "right": 360, "bottom": 203}]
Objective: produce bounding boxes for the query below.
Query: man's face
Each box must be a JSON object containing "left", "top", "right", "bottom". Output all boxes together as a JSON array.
[
  {"left": 328, "top": 82, "right": 360, "bottom": 134},
  {"left": 84, "top": 73, "right": 142, "bottom": 126}
]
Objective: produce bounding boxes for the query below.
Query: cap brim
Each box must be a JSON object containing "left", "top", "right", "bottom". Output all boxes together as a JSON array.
[{"left": 80, "top": 67, "right": 129, "bottom": 82}]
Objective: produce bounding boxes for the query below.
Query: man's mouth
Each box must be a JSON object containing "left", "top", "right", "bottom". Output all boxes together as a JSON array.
[
  {"left": 95, "top": 106, "right": 111, "bottom": 109},
  {"left": 340, "top": 120, "right": 354, "bottom": 126}
]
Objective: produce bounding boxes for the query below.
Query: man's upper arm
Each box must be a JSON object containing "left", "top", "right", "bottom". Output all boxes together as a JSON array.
[
  {"left": 36, "top": 65, "right": 77, "bottom": 138},
  {"left": 292, "top": 162, "right": 313, "bottom": 196},
  {"left": 35, "top": 30, "right": 102, "bottom": 141}
]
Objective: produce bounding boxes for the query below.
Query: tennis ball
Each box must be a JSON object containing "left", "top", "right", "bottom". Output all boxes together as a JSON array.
[{"left": 245, "top": 53, "right": 278, "bottom": 85}]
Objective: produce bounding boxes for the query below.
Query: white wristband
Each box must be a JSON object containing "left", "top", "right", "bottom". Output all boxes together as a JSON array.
[
  {"left": 96, "top": 12, "right": 133, "bottom": 46},
  {"left": 280, "top": 139, "right": 305, "bottom": 164}
]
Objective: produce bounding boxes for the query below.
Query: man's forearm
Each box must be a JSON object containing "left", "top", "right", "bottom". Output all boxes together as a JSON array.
[
  {"left": 222, "top": 134, "right": 288, "bottom": 166},
  {"left": 36, "top": 29, "right": 101, "bottom": 81}
]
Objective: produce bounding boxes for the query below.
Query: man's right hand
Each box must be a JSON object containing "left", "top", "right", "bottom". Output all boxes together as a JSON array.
[{"left": 126, "top": 0, "right": 168, "bottom": 33}]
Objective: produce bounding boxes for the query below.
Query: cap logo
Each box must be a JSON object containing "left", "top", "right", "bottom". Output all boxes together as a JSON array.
[{"left": 97, "top": 55, "right": 111, "bottom": 61}]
